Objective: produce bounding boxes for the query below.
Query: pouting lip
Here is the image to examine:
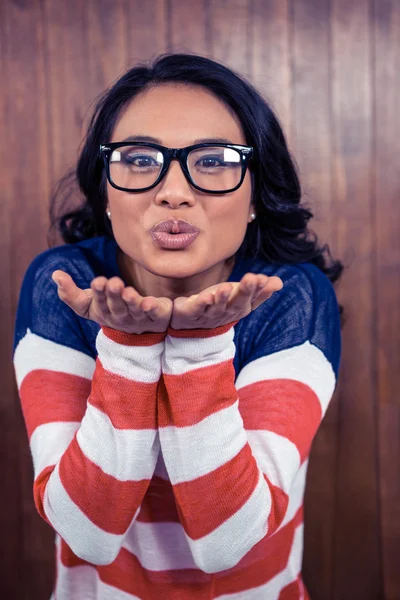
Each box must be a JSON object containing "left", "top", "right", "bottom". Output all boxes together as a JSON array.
[{"left": 150, "top": 219, "right": 200, "bottom": 234}]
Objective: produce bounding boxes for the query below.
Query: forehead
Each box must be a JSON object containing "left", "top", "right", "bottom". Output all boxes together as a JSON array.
[{"left": 111, "top": 83, "right": 246, "bottom": 146}]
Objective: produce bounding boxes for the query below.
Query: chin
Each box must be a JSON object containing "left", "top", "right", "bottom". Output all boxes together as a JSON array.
[
  {"left": 151, "top": 264, "right": 204, "bottom": 280},
  {"left": 147, "top": 253, "right": 213, "bottom": 280}
]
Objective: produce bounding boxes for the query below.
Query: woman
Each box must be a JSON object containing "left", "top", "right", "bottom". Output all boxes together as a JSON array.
[{"left": 13, "top": 53, "right": 344, "bottom": 599}]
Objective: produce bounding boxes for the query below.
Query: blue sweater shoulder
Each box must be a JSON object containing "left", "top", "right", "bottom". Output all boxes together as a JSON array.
[
  {"left": 13, "top": 236, "right": 119, "bottom": 358},
  {"left": 229, "top": 256, "right": 342, "bottom": 382}
]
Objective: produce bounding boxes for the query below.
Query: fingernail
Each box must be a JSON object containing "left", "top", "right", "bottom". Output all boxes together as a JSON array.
[{"left": 52, "top": 276, "right": 63, "bottom": 289}]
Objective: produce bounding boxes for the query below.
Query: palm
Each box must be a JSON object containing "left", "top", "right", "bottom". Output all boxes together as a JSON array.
[
  {"left": 170, "top": 273, "right": 283, "bottom": 330},
  {"left": 52, "top": 270, "right": 173, "bottom": 334}
]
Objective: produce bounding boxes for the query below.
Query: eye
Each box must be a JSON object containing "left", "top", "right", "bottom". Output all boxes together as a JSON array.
[
  {"left": 123, "top": 154, "right": 158, "bottom": 168},
  {"left": 195, "top": 155, "right": 224, "bottom": 169}
]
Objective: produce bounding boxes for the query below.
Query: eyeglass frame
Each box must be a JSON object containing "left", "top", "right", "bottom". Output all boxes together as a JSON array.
[{"left": 99, "top": 141, "right": 253, "bottom": 194}]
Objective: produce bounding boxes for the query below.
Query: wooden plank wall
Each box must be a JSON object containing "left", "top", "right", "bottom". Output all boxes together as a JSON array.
[{"left": 0, "top": 1, "right": 398, "bottom": 598}]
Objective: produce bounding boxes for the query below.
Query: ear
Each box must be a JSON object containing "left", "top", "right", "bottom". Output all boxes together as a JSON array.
[{"left": 248, "top": 203, "right": 256, "bottom": 223}]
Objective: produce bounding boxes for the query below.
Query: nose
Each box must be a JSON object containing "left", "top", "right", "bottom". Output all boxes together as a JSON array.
[{"left": 153, "top": 160, "right": 196, "bottom": 209}]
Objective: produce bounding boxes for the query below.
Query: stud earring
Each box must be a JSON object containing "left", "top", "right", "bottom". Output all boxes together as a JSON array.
[
  {"left": 250, "top": 213, "right": 256, "bottom": 221},
  {"left": 106, "top": 209, "right": 111, "bottom": 219}
]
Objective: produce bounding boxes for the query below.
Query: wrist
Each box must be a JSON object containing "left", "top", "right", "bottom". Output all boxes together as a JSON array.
[
  {"left": 102, "top": 326, "right": 167, "bottom": 346},
  {"left": 167, "top": 320, "right": 238, "bottom": 339}
]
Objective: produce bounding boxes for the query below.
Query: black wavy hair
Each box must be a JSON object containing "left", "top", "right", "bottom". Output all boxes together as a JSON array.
[{"left": 49, "top": 52, "right": 346, "bottom": 325}]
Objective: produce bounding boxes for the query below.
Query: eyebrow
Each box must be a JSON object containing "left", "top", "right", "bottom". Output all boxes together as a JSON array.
[{"left": 120, "top": 135, "right": 234, "bottom": 145}]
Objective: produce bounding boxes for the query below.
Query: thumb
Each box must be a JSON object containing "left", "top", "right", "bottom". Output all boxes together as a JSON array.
[{"left": 52, "top": 270, "right": 93, "bottom": 318}]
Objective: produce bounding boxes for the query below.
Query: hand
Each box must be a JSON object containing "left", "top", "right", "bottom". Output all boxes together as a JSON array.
[
  {"left": 51, "top": 270, "right": 173, "bottom": 334},
  {"left": 170, "top": 273, "right": 283, "bottom": 330}
]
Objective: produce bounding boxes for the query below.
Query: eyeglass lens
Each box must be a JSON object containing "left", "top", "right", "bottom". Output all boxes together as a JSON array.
[{"left": 108, "top": 145, "right": 243, "bottom": 191}]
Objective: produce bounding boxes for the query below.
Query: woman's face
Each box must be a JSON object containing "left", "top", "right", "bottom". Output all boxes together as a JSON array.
[{"left": 107, "top": 83, "right": 254, "bottom": 286}]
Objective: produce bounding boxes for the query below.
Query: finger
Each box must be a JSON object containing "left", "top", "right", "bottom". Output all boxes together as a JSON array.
[
  {"left": 252, "top": 275, "right": 283, "bottom": 296},
  {"left": 52, "top": 270, "right": 93, "bottom": 317},
  {"left": 121, "top": 286, "right": 143, "bottom": 313},
  {"left": 148, "top": 297, "right": 173, "bottom": 322},
  {"left": 214, "top": 283, "right": 234, "bottom": 305},
  {"left": 91, "top": 277, "right": 112, "bottom": 316},
  {"left": 140, "top": 296, "right": 166, "bottom": 320},
  {"left": 105, "top": 277, "right": 129, "bottom": 317},
  {"left": 174, "top": 292, "right": 214, "bottom": 319},
  {"left": 207, "top": 283, "right": 234, "bottom": 315},
  {"left": 124, "top": 289, "right": 166, "bottom": 322},
  {"left": 251, "top": 276, "right": 284, "bottom": 309},
  {"left": 228, "top": 273, "right": 259, "bottom": 309},
  {"left": 249, "top": 274, "right": 272, "bottom": 303},
  {"left": 192, "top": 290, "right": 216, "bottom": 316}
]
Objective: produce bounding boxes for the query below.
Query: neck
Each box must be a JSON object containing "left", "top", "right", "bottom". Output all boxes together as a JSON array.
[{"left": 117, "top": 251, "right": 236, "bottom": 300}]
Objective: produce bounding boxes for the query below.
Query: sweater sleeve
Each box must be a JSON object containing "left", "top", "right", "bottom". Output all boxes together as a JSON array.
[
  {"left": 13, "top": 251, "right": 164, "bottom": 565},
  {"left": 157, "top": 264, "right": 341, "bottom": 574}
]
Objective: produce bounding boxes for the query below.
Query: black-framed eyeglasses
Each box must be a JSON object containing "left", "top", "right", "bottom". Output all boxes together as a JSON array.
[{"left": 99, "top": 142, "right": 253, "bottom": 194}]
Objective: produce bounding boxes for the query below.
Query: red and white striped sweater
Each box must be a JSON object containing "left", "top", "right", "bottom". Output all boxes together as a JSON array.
[{"left": 13, "top": 237, "right": 341, "bottom": 599}]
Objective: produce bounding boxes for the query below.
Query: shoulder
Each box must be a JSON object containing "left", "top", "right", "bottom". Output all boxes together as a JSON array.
[
  {"left": 233, "top": 255, "right": 338, "bottom": 318},
  {"left": 21, "top": 235, "right": 119, "bottom": 291},
  {"left": 233, "top": 258, "right": 341, "bottom": 379},
  {"left": 14, "top": 237, "right": 116, "bottom": 355},
  {"left": 271, "top": 261, "right": 339, "bottom": 333}
]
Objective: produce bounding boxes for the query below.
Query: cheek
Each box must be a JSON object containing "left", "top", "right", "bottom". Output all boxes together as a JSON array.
[
  {"left": 216, "top": 177, "right": 252, "bottom": 225},
  {"left": 106, "top": 190, "right": 144, "bottom": 251},
  {"left": 107, "top": 187, "right": 146, "bottom": 225},
  {"left": 209, "top": 193, "right": 251, "bottom": 246},
  {"left": 242, "top": 171, "right": 253, "bottom": 203}
]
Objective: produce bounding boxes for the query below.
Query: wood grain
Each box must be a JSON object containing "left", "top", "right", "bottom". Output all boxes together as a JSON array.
[
  {"left": 331, "top": 1, "right": 381, "bottom": 598},
  {"left": 170, "top": 0, "right": 208, "bottom": 55},
  {"left": 252, "top": 0, "right": 292, "bottom": 139},
  {"left": 209, "top": 0, "right": 253, "bottom": 78},
  {"left": 1, "top": 1, "right": 398, "bottom": 598},
  {"left": 1, "top": 1, "right": 54, "bottom": 598},
  {"left": 374, "top": 1, "right": 400, "bottom": 598},
  {"left": 289, "top": 3, "right": 340, "bottom": 598}
]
